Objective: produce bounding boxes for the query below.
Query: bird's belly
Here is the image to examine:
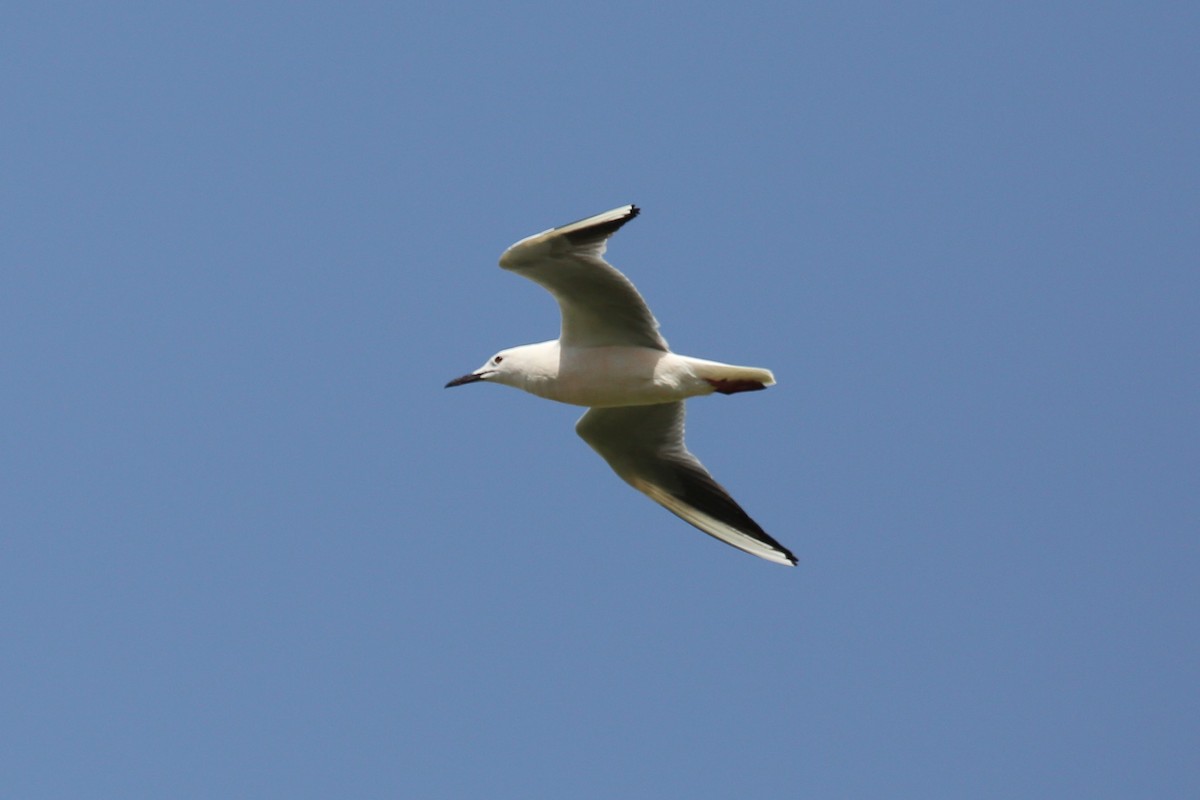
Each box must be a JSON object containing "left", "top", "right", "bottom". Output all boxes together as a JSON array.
[{"left": 534, "top": 348, "right": 703, "bottom": 407}]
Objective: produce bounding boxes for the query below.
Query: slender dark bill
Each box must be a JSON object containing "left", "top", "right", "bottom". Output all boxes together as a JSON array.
[{"left": 444, "top": 373, "right": 484, "bottom": 388}]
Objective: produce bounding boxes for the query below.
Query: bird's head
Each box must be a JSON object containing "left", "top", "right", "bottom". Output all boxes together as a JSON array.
[{"left": 444, "top": 346, "right": 543, "bottom": 390}]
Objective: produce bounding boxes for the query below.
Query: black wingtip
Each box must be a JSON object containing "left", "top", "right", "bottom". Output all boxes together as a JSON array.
[
  {"left": 667, "top": 457, "right": 798, "bottom": 567},
  {"left": 560, "top": 204, "right": 641, "bottom": 245}
]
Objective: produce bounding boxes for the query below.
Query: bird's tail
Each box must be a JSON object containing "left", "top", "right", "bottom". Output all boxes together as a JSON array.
[{"left": 687, "top": 359, "right": 776, "bottom": 395}]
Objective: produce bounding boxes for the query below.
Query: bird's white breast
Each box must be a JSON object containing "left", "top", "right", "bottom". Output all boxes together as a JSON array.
[{"left": 529, "top": 347, "right": 710, "bottom": 408}]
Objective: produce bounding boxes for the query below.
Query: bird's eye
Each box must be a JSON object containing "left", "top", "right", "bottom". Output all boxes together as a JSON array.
[{"left": 493, "top": 355, "right": 504, "bottom": 364}]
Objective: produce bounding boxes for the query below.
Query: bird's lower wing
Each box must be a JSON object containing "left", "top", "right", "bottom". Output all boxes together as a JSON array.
[{"left": 575, "top": 404, "right": 796, "bottom": 566}]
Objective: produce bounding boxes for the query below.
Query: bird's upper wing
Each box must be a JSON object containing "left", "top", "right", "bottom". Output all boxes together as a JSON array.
[
  {"left": 575, "top": 402, "right": 796, "bottom": 566},
  {"left": 498, "top": 205, "right": 668, "bottom": 351}
]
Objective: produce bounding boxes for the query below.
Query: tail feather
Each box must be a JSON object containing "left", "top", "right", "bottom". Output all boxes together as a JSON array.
[{"left": 687, "top": 359, "right": 776, "bottom": 393}]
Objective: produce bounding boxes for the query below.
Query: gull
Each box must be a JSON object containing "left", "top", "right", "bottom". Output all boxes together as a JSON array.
[{"left": 445, "top": 205, "right": 796, "bottom": 566}]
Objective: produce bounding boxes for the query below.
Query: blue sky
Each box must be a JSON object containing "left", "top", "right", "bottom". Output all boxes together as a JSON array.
[{"left": 3, "top": 2, "right": 1197, "bottom": 797}]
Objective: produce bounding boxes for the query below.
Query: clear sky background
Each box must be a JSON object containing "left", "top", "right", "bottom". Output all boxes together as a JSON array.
[{"left": 3, "top": 3, "right": 1197, "bottom": 797}]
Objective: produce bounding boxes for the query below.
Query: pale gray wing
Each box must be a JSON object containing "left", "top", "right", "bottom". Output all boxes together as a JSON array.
[
  {"left": 498, "top": 205, "right": 668, "bottom": 351},
  {"left": 575, "top": 403, "right": 796, "bottom": 566}
]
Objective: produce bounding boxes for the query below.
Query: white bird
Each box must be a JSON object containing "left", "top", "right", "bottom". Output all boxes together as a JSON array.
[{"left": 446, "top": 205, "right": 796, "bottom": 566}]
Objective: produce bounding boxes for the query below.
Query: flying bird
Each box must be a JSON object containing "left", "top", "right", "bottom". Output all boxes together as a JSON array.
[{"left": 446, "top": 205, "right": 795, "bottom": 566}]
